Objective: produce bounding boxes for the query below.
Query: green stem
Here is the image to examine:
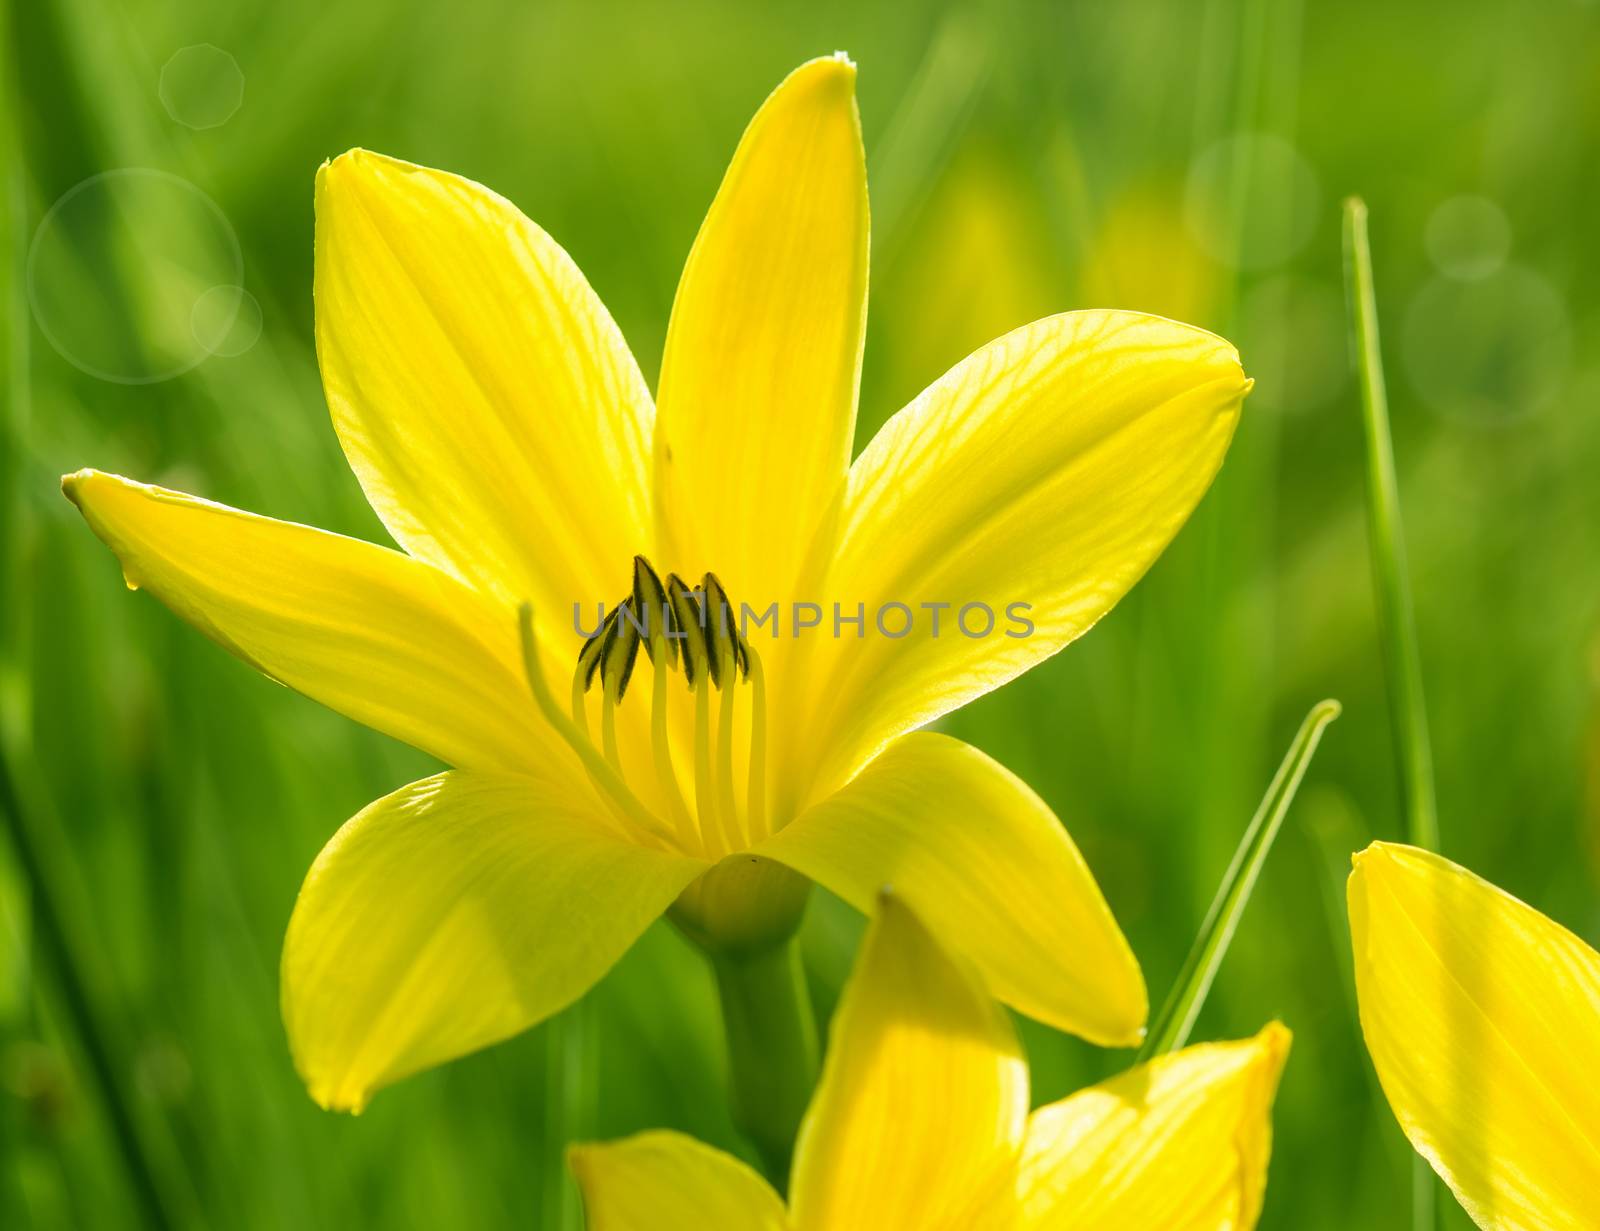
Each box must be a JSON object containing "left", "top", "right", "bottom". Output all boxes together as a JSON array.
[
  {"left": 710, "top": 937, "right": 818, "bottom": 1188},
  {"left": 1412, "top": 1151, "right": 1437, "bottom": 1231},
  {"left": 1344, "top": 199, "right": 1441, "bottom": 1231},
  {"left": 1139, "top": 700, "right": 1340, "bottom": 1061},
  {"left": 1342, "top": 198, "right": 1440, "bottom": 854},
  {"left": 542, "top": 1000, "right": 592, "bottom": 1231}
]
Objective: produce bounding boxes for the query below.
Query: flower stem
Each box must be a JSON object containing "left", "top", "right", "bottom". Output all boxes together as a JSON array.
[
  {"left": 1139, "top": 700, "right": 1340, "bottom": 1061},
  {"left": 709, "top": 936, "right": 818, "bottom": 1188},
  {"left": 541, "top": 1000, "right": 593, "bottom": 1231},
  {"left": 1343, "top": 198, "right": 1441, "bottom": 1231}
]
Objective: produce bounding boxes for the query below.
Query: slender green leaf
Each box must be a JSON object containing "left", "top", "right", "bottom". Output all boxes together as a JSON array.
[
  {"left": 0, "top": 746, "right": 175, "bottom": 1230},
  {"left": 1342, "top": 198, "right": 1440, "bottom": 853},
  {"left": 1139, "top": 700, "right": 1341, "bottom": 1061},
  {"left": 1344, "top": 196, "right": 1443, "bottom": 1231}
]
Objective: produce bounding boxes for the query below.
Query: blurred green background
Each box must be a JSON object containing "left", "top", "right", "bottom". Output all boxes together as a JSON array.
[{"left": 4, "top": 0, "right": 1599, "bottom": 1226}]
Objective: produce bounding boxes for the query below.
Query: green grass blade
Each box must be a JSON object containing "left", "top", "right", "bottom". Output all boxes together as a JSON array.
[
  {"left": 1344, "top": 197, "right": 1442, "bottom": 1231},
  {"left": 1139, "top": 700, "right": 1342, "bottom": 1061},
  {"left": 0, "top": 747, "right": 174, "bottom": 1230},
  {"left": 1341, "top": 198, "right": 1440, "bottom": 854}
]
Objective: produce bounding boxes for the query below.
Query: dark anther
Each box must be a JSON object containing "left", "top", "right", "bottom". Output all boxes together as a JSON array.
[
  {"left": 577, "top": 607, "right": 614, "bottom": 690},
  {"left": 631, "top": 556, "right": 676, "bottom": 667},
  {"left": 702, "top": 573, "right": 750, "bottom": 684},
  {"left": 667, "top": 574, "right": 710, "bottom": 688},
  {"left": 600, "top": 596, "right": 643, "bottom": 700},
  {"left": 581, "top": 557, "right": 750, "bottom": 698}
]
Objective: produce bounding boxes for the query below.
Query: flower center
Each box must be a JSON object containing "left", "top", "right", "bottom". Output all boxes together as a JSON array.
[{"left": 517, "top": 557, "right": 769, "bottom": 859}]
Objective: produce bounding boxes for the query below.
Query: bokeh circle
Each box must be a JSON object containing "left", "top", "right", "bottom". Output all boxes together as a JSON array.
[
  {"left": 1184, "top": 133, "right": 1320, "bottom": 271},
  {"left": 28, "top": 169, "right": 244, "bottom": 384},
  {"left": 1403, "top": 264, "right": 1570, "bottom": 425},
  {"left": 159, "top": 45, "right": 245, "bottom": 130},
  {"left": 191, "top": 285, "right": 263, "bottom": 358},
  {"left": 1425, "top": 195, "right": 1511, "bottom": 281}
]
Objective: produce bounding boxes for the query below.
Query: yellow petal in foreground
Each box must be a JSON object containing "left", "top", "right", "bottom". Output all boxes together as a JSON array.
[
  {"left": 570, "top": 896, "right": 1288, "bottom": 1230},
  {"left": 316, "top": 148, "right": 654, "bottom": 615},
  {"left": 569, "top": 1130, "right": 788, "bottom": 1231},
  {"left": 283, "top": 771, "right": 705, "bottom": 1111},
  {"left": 1349, "top": 841, "right": 1600, "bottom": 1231},
  {"left": 654, "top": 54, "right": 868, "bottom": 609},
  {"left": 62, "top": 470, "right": 549, "bottom": 776},
  {"left": 759, "top": 731, "right": 1146, "bottom": 1048},
  {"left": 795, "top": 310, "right": 1247, "bottom": 803},
  {"left": 1016, "top": 1024, "right": 1290, "bottom": 1231},
  {"left": 788, "top": 895, "right": 1027, "bottom": 1231}
]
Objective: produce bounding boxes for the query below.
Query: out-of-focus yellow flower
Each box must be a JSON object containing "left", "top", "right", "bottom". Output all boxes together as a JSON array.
[
  {"left": 63, "top": 55, "right": 1248, "bottom": 1111},
  {"left": 879, "top": 148, "right": 1060, "bottom": 406},
  {"left": 1081, "top": 187, "right": 1221, "bottom": 328},
  {"left": 573, "top": 896, "right": 1291, "bottom": 1231},
  {"left": 1349, "top": 841, "right": 1600, "bottom": 1230}
]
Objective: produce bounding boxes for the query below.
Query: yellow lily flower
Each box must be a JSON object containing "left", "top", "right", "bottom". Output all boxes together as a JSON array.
[
  {"left": 1349, "top": 841, "right": 1600, "bottom": 1231},
  {"left": 62, "top": 54, "right": 1248, "bottom": 1113},
  {"left": 572, "top": 895, "right": 1291, "bottom": 1231}
]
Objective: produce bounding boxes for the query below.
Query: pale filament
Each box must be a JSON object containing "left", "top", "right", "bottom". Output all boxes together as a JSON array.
[
  {"left": 521, "top": 596, "right": 771, "bottom": 860},
  {"left": 517, "top": 603, "right": 672, "bottom": 847}
]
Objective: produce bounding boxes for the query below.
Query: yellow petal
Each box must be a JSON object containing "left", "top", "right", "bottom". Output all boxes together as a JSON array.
[
  {"left": 653, "top": 55, "right": 868, "bottom": 607},
  {"left": 1348, "top": 841, "right": 1600, "bottom": 1231},
  {"left": 569, "top": 1130, "right": 788, "bottom": 1231},
  {"left": 316, "top": 148, "right": 653, "bottom": 617},
  {"left": 283, "top": 770, "right": 705, "bottom": 1111},
  {"left": 759, "top": 732, "right": 1146, "bottom": 1047},
  {"left": 789, "top": 894, "right": 1027, "bottom": 1231},
  {"left": 1017, "top": 1024, "right": 1290, "bottom": 1231},
  {"left": 792, "top": 311, "right": 1246, "bottom": 804},
  {"left": 63, "top": 469, "right": 548, "bottom": 775}
]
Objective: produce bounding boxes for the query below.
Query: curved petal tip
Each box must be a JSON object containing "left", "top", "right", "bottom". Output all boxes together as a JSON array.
[
  {"left": 60, "top": 468, "right": 98, "bottom": 507},
  {"left": 784, "top": 52, "right": 858, "bottom": 97}
]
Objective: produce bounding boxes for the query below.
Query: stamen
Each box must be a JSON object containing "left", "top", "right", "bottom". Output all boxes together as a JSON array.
[
  {"left": 651, "top": 644, "right": 697, "bottom": 847},
  {"left": 568, "top": 651, "right": 622, "bottom": 832},
  {"left": 668, "top": 575, "right": 710, "bottom": 689},
  {"left": 517, "top": 603, "right": 673, "bottom": 845},
  {"left": 566, "top": 633, "right": 633, "bottom": 832},
  {"left": 701, "top": 573, "right": 748, "bottom": 687},
  {"left": 565, "top": 560, "right": 770, "bottom": 858},
  {"left": 627, "top": 557, "right": 698, "bottom": 848},
  {"left": 716, "top": 643, "right": 743, "bottom": 849},
  {"left": 570, "top": 659, "right": 590, "bottom": 732},
  {"left": 693, "top": 672, "right": 718, "bottom": 846},
  {"left": 600, "top": 598, "right": 643, "bottom": 701},
  {"left": 745, "top": 641, "right": 769, "bottom": 841},
  {"left": 632, "top": 556, "right": 677, "bottom": 672},
  {"left": 576, "top": 608, "right": 612, "bottom": 692},
  {"left": 601, "top": 690, "right": 622, "bottom": 775}
]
